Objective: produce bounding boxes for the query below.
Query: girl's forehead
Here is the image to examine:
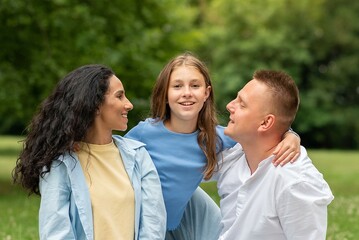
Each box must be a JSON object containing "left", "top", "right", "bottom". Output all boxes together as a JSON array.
[
  {"left": 171, "top": 65, "right": 202, "bottom": 77},
  {"left": 177, "top": 64, "right": 197, "bottom": 69}
]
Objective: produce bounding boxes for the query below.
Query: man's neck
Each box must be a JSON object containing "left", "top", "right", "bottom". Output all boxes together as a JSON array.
[{"left": 242, "top": 139, "right": 279, "bottom": 174}]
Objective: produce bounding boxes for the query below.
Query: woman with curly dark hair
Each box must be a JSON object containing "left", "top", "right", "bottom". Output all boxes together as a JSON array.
[{"left": 12, "top": 64, "right": 166, "bottom": 240}]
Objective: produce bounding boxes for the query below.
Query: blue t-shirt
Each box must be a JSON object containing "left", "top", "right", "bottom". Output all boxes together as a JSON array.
[{"left": 125, "top": 118, "right": 235, "bottom": 230}]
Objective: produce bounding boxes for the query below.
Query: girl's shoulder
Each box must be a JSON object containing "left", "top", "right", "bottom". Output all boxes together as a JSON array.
[
  {"left": 132, "top": 118, "right": 162, "bottom": 131},
  {"left": 125, "top": 118, "right": 163, "bottom": 142},
  {"left": 113, "top": 135, "right": 146, "bottom": 150},
  {"left": 216, "top": 125, "right": 236, "bottom": 148}
]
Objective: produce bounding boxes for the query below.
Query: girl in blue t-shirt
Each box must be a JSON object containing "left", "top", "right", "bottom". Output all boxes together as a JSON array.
[{"left": 125, "top": 52, "right": 301, "bottom": 239}]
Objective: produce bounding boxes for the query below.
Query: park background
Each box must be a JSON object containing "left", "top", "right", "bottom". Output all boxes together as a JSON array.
[{"left": 0, "top": 0, "right": 358, "bottom": 239}]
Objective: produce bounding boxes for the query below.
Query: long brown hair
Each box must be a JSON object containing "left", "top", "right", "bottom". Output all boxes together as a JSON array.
[{"left": 150, "top": 52, "right": 221, "bottom": 180}]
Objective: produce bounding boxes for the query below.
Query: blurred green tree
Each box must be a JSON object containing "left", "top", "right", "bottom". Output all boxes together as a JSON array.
[
  {"left": 202, "top": 0, "right": 359, "bottom": 148},
  {"left": 0, "top": 0, "right": 204, "bottom": 134},
  {"left": 0, "top": 0, "right": 358, "bottom": 148}
]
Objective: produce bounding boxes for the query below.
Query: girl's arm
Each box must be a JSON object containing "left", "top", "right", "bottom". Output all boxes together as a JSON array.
[{"left": 272, "top": 129, "right": 301, "bottom": 166}]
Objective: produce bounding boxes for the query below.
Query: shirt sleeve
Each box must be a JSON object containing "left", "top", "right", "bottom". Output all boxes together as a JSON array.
[
  {"left": 137, "top": 146, "right": 167, "bottom": 239},
  {"left": 39, "top": 162, "right": 76, "bottom": 239},
  {"left": 216, "top": 125, "right": 237, "bottom": 150},
  {"left": 277, "top": 180, "right": 334, "bottom": 239}
]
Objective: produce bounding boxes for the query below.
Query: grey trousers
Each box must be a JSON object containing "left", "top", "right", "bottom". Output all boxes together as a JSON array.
[{"left": 165, "top": 187, "right": 221, "bottom": 240}]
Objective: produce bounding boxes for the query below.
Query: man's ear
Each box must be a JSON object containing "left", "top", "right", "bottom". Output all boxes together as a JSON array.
[{"left": 259, "top": 114, "right": 275, "bottom": 132}]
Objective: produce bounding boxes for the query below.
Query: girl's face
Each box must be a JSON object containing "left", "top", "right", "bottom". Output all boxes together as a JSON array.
[
  {"left": 166, "top": 65, "right": 210, "bottom": 131},
  {"left": 97, "top": 75, "right": 133, "bottom": 132}
]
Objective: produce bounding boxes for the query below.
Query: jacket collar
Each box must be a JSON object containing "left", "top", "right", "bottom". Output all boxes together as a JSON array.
[
  {"left": 61, "top": 135, "right": 146, "bottom": 240},
  {"left": 113, "top": 135, "right": 145, "bottom": 179}
]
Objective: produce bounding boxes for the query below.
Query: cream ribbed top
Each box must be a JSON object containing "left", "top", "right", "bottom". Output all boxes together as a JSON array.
[{"left": 78, "top": 141, "right": 135, "bottom": 239}]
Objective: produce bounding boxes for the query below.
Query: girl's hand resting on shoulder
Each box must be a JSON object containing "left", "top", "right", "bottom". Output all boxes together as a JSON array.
[{"left": 272, "top": 130, "right": 301, "bottom": 167}]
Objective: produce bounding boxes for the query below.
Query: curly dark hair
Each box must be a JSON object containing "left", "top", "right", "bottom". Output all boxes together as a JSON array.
[{"left": 12, "top": 64, "right": 114, "bottom": 195}]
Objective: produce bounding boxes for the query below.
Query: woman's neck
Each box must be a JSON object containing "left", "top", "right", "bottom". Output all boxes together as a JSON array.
[{"left": 84, "top": 126, "right": 113, "bottom": 145}]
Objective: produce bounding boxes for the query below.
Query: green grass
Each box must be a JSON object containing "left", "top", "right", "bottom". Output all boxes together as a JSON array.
[
  {"left": 1, "top": 135, "right": 359, "bottom": 239},
  {"left": 0, "top": 136, "right": 40, "bottom": 239}
]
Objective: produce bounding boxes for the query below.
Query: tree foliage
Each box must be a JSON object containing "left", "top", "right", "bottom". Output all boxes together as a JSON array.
[
  {"left": 0, "top": 0, "right": 203, "bottom": 133},
  {"left": 202, "top": 0, "right": 359, "bottom": 148},
  {"left": 0, "top": 0, "right": 358, "bottom": 148}
]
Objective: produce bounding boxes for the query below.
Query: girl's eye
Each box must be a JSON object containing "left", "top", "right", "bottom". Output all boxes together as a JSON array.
[
  {"left": 173, "top": 84, "right": 182, "bottom": 89},
  {"left": 192, "top": 84, "right": 200, "bottom": 88}
]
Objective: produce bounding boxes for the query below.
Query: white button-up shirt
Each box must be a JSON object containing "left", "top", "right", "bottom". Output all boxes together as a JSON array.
[{"left": 214, "top": 144, "right": 334, "bottom": 240}]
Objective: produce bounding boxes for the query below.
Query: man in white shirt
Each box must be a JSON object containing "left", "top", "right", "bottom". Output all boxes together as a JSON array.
[{"left": 214, "top": 70, "right": 334, "bottom": 240}]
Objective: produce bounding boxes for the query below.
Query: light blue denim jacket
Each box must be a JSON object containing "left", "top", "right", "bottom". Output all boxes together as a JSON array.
[{"left": 39, "top": 135, "right": 166, "bottom": 240}]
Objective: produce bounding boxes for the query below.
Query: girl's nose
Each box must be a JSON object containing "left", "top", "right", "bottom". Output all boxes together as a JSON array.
[{"left": 183, "top": 86, "right": 192, "bottom": 97}]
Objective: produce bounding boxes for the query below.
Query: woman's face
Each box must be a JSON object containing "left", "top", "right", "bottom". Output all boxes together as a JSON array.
[
  {"left": 97, "top": 75, "right": 133, "bottom": 132},
  {"left": 166, "top": 65, "right": 210, "bottom": 129}
]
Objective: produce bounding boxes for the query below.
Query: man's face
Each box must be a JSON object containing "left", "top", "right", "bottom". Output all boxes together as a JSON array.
[{"left": 224, "top": 79, "right": 271, "bottom": 143}]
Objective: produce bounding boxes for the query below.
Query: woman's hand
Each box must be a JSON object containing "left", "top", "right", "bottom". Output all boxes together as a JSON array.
[{"left": 272, "top": 130, "right": 301, "bottom": 166}]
